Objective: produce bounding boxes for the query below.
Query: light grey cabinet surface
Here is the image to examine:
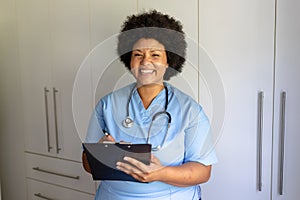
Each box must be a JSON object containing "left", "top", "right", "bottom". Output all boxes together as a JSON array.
[
  {"left": 49, "top": 0, "right": 91, "bottom": 161},
  {"left": 17, "top": 0, "right": 94, "bottom": 198},
  {"left": 272, "top": 0, "right": 300, "bottom": 198},
  {"left": 17, "top": 0, "right": 90, "bottom": 161},
  {"left": 199, "top": 0, "right": 275, "bottom": 199},
  {"left": 27, "top": 179, "right": 95, "bottom": 200},
  {"left": 17, "top": 0, "right": 54, "bottom": 157},
  {"left": 200, "top": 0, "right": 300, "bottom": 199}
]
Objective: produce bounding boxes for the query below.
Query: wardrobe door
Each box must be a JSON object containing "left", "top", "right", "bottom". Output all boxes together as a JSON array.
[
  {"left": 272, "top": 0, "right": 300, "bottom": 199},
  {"left": 199, "top": 0, "right": 275, "bottom": 199},
  {"left": 17, "top": 0, "right": 55, "bottom": 156},
  {"left": 49, "top": 0, "right": 90, "bottom": 161}
]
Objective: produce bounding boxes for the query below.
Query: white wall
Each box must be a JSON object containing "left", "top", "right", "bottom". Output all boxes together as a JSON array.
[{"left": 0, "top": 0, "right": 26, "bottom": 199}]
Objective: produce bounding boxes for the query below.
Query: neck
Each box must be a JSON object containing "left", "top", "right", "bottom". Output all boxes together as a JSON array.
[{"left": 137, "top": 83, "right": 164, "bottom": 109}]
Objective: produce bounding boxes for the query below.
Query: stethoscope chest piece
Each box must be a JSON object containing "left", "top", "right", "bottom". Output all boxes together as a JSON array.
[{"left": 123, "top": 116, "right": 134, "bottom": 128}]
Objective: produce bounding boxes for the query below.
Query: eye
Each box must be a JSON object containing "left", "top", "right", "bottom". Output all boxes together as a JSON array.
[
  {"left": 133, "top": 53, "right": 143, "bottom": 57},
  {"left": 152, "top": 53, "right": 160, "bottom": 57}
]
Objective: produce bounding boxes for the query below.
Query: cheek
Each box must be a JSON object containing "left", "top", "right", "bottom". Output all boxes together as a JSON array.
[
  {"left": 153, "top": 61, "right": 168, "bottom": 69},
  {"left": 129, "top": 62, "right": 138, "bottom": 75},
  {"left": 130, "top": 58, "right": 139, "bottom": 69}
]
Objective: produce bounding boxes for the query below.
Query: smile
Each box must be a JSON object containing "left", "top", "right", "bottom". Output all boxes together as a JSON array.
[{"left": 140, "top": 69, "right": 155, "bottom": 74}]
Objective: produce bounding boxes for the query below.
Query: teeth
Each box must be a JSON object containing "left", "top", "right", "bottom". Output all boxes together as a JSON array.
[{"left": 140, "top": 69, "right": 154, "bottom": 74}]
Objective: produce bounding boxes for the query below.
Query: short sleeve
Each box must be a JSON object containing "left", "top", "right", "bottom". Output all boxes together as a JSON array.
[
  {"left": 183, "top": 106, "right": 218, "bottom": 166},
  {"left": 85, "top": 100, "right": 105, "bottom": 143}
]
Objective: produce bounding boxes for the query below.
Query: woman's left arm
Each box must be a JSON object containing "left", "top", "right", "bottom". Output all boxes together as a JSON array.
[
  {"left": 116, "top": 155, "right": 212, "bottom": 187},
  {"left": 159, "top": 162, "right": 212, "bottom": 187}
]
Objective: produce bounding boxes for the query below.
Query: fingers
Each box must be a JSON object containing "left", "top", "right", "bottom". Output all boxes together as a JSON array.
[
  {"left": 116, "top": 155, "right": 164, "bottom": 183},
  {"left": 116, "top": 158, "right": 149, "bottom": 182},
  {"left": 116, "top": 160, "right": 142, "bottom": 174},
  {"left": 106, "top": 135, "right": 116, "bottom": 142},
  {"left": 151, "top": 154, "right": 161, "bottom": 164},
  {"left": 82, "top": 152, "right": 91, "bottom": 173},
  {"left": 116, "top": 157, "right": 148, "bottom": 174},
  {"left": 126, "top": 157, "right": 150, "bottom": 173},
  {"left": 98, "top": 135, "right": 116, "bottom": 143}
]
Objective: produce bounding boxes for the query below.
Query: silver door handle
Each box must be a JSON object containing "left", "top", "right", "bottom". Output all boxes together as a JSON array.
[
  {"left": 32, "top": 167, "right": 80, "bottom": 180},
  {"left": 44, "top": 87, "right": 52, "bottom": 152},
  {"left": 279, "top": 91, "right": 286, "bottom": 195},
  {"left": 257, "top": 91, "right": 264, "bottom": 191},
  {"left": 34, "top": 193, "right": 55, "bottom": 200},
  {"left": 53, "top": 87, "right": 61, "bottom": 154}
]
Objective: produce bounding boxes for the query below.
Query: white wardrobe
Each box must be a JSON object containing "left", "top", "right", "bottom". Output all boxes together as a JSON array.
[{"left": 1, "top": 0, "right": 298, "bottom": 199}]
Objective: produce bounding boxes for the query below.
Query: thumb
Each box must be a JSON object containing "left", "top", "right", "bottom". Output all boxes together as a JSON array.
[{"left": 106, "top": 135, "right": 116, "bottom": 142}]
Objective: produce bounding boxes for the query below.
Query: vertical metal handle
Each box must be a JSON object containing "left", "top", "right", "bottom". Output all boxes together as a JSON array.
[
  {"left": 44, "top": 87, "right": 52, "bottom": 152},
  {"left": 53, "top": 87, "right": 61, "bottom": 154},
  {"left": 279, "top": 91, "right": 286, "bottom": 195},
  {"left": 257, "top": 91, "right": 264, "bottom": 191},
  {"left": 34, "top": 193, "right": 55, "bottom": 200}
]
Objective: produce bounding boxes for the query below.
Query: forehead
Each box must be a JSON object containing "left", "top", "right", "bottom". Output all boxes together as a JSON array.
[{"left": 132, "top": 38, "right": 165, "bottom": 51}]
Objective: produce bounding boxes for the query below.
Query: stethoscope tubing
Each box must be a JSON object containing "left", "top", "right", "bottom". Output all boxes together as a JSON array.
[{"left": 123, "top": 84, "right": 172, "bottom": 150}]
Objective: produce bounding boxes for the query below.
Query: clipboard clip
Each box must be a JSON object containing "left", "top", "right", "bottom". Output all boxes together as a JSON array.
[{"left": 102, "top": 141, "right": 132, "bottom": 145}]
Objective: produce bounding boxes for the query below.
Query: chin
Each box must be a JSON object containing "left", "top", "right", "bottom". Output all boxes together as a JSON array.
[{"left": 136, "top": 80, "right": 163, "bottom": 87}]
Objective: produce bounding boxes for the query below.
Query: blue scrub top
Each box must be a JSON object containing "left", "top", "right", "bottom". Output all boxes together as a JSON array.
[{"left": 85, "top": 82, "right": 217, "bottom": 200}]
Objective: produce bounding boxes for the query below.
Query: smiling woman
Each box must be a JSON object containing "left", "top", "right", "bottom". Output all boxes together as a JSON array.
[{"left": 82, "top": 10, "right": 217, "bottom": 200}]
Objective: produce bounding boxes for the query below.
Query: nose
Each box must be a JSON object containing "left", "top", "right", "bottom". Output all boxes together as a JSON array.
[{"left": 141, "top": 54, "right": 151, "bottom": 65}]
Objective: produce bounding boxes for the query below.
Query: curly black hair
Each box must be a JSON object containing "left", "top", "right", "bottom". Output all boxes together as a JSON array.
[{"left": 117, "top": 10, "right": 187, "bottom": 80}]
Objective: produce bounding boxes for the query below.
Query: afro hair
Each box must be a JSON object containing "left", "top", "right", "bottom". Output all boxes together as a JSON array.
[{"left": 117, "top": 10, "right": 187, "bottom": 80}]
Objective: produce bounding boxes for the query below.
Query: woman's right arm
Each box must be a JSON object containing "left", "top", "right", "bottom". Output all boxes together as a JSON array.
[{"left": 82, "top": 151, "right": 91, "bottom": 174}]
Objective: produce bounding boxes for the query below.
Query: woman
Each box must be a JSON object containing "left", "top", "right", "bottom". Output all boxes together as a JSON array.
[{"left": 83, "top": 10, "right": 217, "bottom": 200}]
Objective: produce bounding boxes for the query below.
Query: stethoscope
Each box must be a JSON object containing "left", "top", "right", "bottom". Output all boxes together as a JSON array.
[{"left": 122, "top": 85, "right": 172, "bottom": 151}]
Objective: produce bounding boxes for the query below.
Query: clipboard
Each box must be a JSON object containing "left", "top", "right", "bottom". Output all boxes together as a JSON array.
[{"left": 82, "top": 143, "right": 151, "bottom": 182}]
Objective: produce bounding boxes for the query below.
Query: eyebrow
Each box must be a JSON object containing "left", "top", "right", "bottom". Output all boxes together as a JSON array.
[{"left": 132, "top": 49, "right": 165, "bottom": 52}]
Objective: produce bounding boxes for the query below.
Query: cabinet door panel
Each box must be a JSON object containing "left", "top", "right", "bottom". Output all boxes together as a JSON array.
[
  {"left": 17, "top": 0, "right": 56, "bottom": 156},
  {"left": 26, "top": 153, "right": 96, "bottom": 194},
  {"left": 199, "top": 0, "right": 275, "bottom": 199},
  {"left": 27, "top": 179, "right": 94, "bottom": 200},
  {"left": 49, "top": 0, "right": 91, "bottom": 161},
  {"left": 272, "top": 0, "right": 300, "bottom": 198}
]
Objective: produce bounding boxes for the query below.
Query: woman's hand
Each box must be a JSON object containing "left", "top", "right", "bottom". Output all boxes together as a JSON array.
[
  {"left": 98, "top": 134, "right": 116, "bottom": 143},
  {"left": 116, "top": 154, "right": 164, "bottom": 183},
  {"left": 116, "top": 154, "right": 212, "bottom": 186},
  {"left": 82, "top": 134, "right": 116, "bottom": 174}
]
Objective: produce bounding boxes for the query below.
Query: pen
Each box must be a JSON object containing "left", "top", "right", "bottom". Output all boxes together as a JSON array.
[
  {"left": 101, "top": 130, "right": 131, "bottom": 145},
  {"left": 102, "top": 129, "right": 110, "bottom": 136}
]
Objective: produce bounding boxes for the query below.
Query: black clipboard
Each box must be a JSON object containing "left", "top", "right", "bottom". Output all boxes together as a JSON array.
[{"left": 82, "top": 143, "right": 151, "bottom": 182}]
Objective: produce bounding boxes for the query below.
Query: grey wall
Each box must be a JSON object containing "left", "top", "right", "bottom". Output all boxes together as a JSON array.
[{"left": 0, "top": 0, "right": 26, "bottom": 199}]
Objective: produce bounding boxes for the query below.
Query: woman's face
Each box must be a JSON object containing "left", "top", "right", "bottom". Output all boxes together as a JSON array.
[{"left": 130, "top": 38, "right": 168, "bottom": 87}]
